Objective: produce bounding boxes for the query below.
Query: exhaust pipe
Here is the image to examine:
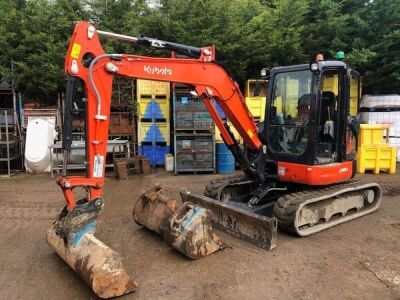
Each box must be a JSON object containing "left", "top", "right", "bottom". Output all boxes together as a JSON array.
[
  {"left": 47, "top": 221, "right": 138, "bottom": 298},
  {"left": 133, "top": 185, "right": 225, "bottom": 259}
]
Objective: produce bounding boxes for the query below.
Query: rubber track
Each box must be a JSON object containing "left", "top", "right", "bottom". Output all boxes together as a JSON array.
[
  {"left": 272, "top": 180, "right": 377, "bottom": 235},
  {"left": 204, "top": 174, "right": 249, "bottom": 200}
]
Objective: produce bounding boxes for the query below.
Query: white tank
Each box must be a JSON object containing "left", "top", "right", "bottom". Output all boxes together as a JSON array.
[
  {"left": 25, "top": 118, "right": 57, "bottom": 173},
  {"left": 165, "top": 154, "right": 174, "bottom": 172}
]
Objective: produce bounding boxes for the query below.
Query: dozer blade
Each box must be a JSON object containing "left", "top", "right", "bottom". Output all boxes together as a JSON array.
[
  {"left": 47, "top": 221, "right": 138, "bottom": 299},
  {"left": 133, "top": 184, "right": 225, "bottom": 259},
  {"left": 180, "top": 188, "right": 278, "bottom": 251}
]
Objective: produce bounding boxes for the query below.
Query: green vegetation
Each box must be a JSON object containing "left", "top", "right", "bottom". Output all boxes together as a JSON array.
[{"left": 0, "top": 0, "right": 399, "bottom": 102}]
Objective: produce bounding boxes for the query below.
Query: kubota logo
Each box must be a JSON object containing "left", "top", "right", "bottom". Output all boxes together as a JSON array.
[{"left": 144, "top": 65, "right": 172, "bottom": 75}]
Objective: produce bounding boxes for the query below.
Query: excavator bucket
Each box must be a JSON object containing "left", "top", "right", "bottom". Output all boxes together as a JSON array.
[
  {"left": 180, "top": 188, "right": 278, "bottom": 251},
  {"left": 133, "top": 185, "right": 225, "bottom": 259},
  {"left": 47, "top": 220, "right": 138, "bottom": 299}
]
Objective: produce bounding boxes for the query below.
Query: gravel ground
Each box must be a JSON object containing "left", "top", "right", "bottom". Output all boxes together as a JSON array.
[{"left": 0, "top": 170, "right": 399, "bottom": 300}]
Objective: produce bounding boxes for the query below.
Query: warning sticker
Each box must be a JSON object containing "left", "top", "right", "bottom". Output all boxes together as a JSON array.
[
  {"left": 93, "top": 155, "right": 104, "bottom": 178},
  {"left": 70, "top": 43, "right": 81, "bottom": 59},
  {"left": 247, "top": 129, "right": 254, "bottom": 138}
]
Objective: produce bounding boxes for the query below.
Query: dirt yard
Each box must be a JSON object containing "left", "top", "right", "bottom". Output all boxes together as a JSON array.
[{"left": 0, "top": 170, "right": 399, "bottom": 300}]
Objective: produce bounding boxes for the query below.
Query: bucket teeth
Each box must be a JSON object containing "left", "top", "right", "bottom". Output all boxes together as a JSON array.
[
  {"left": 133, "top": 185, "right": 225, "bottom": 259},
  {"left": 47, "top": 222, "right": 138, "bottom": 298}
]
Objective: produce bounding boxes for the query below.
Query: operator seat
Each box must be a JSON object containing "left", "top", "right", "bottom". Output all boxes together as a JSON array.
[
  {"left": 319, "top": 91, "right": 335, "bottom": 142},
  {"left": 320, "top": 91, "right": 335, "bottom": 125}
]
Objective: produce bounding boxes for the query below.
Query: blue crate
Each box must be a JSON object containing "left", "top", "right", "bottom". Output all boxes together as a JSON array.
[
  {"left": 138, "top": 144, "right": 170, "bottom": 166},
  {"left": 141, "top": 100, "right": 169, "bottom": 120},
  {"left": 138, "top": 122, "right": 170, "bottom": 144}
]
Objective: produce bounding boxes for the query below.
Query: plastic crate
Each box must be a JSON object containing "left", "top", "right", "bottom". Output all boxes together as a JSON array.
[
  {"left": 193, "top": 112, "right": 210, "bottom": 119},
  {"left": 245, "top": 96, "right": 266, "bottom": 120},
  {"left": 358, "top": 124, "right": 389, "bottom": 147},
  {"left": 138, "top": 144, "right": 170, "bottom": 166},
  {"left": 176, "top": 138, "right": 193, "bottom": 151},
  {"left": 138, "top": 122, "right": 170, "bottom": 144},
  {"left": 360, "top": 113, "right": 400, "bottom": 138},
  {"left": 175, "top": 111, "right": 193, "bottom": 128},
  {"left": 176, "top": 153, "right": 195, "bottom": 169},
  {"left": 357, "top": 146, "right": 396, "bottom": 174},
  {"left": 176, "top": 119, "right": 194, "bottom": 129},
  {"left": 176, "top": 136, "right": 213, "bottom": 152},
  {"left": 175, "top": 102, "right": 194, "bottom": 111},
  {"left": 109, "top": 112, "right": 134, "bottom": 134},
  {"left": 138, "top": 98, "right": 169, "bottom": 121},
  {"left": 195, "top": 153, "right": 213, "bottom": 168},
  {"left": 137, "top": 79, "right": 170, "bottom": 97},
  {"left": 193, "top": 118, "right": 213, "bottom": 130},
  {"left": 194, "top": 137, "right": 213, "bottom": 152}
]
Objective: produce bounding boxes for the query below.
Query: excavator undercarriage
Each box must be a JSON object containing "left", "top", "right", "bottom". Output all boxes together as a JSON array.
[{"left": 202, "top": 175, "right": 382, "bottom": 237}]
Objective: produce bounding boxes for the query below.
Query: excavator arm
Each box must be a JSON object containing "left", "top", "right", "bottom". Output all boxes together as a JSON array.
[{"left": 62, "top": 21, "right": 262, "bottom": 210}]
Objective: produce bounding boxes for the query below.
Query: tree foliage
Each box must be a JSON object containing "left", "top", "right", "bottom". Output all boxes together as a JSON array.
[{"left": 0, "top": 0, "right": 399, "bottom": 102}]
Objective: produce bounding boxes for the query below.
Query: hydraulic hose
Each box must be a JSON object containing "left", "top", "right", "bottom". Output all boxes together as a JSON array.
[{"left": 88, "top": 54, "right": 122, "bottom": 116}]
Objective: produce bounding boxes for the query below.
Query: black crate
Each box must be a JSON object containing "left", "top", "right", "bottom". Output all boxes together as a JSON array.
[
  {"left": 176, "top": 138, "right": 194, "bottom": 151},
  {"left": 194, "top": 137, "right": 213, "bottom": 152},
  {"left": 193, "top": 118, "right": 213, "bottom": 130},
  {"left": 176, "top": 119, "right": 194, "bottom": 129},
  {"left": 176, "top": 153, "right": 195, "bottom": 169},
  {"left": 195, "top": 153, "right": 214, "bottom": 168}
]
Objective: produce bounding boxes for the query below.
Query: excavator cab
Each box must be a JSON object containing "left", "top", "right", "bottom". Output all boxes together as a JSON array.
[{"left": 264, "top": 60, "right": 361, "bottom": 184}]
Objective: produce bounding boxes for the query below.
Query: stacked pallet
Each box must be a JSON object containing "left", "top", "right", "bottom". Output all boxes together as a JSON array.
[
  {"left": 137, "top": 79, "right": 170, "bottom": 166},
  {"left": 360, "top": 94, "right": 400, "bottom": 161},
  {"left": 109, "top": 78, "right": 136, "bottom": 138},
  {"left": 173, "top": 86, "right": 215, "bottom": 173}
]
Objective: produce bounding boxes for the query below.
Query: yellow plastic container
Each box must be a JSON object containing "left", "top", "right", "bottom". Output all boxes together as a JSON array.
[
  {"left": 357, "top": 146, "right": 396, "bottom": 174},
  {"left": 137, "top": 79, "right": 170, "bottom": 97},
  {"left": 138, "top": 122, "right": 170, "bottom": 144},
  {"left": 358, "top": 124, "right": 389, "bottom": 147},
  {"left": 215, "top": 122, "right": 242, "bottom": 144},
  {"left": 245, "top": 96, "right": 266, "bottom": 121},
  {"left": 244, "top": 79, "right": 267, "bottom": 121},
  {"left": 138, "top": 98, "right": 170, "bottom": 121}
]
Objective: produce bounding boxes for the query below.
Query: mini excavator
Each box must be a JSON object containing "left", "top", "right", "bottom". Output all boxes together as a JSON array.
[{"left": 47, "top": 22, "right": 382, "bottom": 298}]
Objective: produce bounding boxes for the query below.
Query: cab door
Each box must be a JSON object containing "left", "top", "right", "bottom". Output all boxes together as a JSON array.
[
  {"left": 314, "top": 67, "right": 346, "bottom": 164},
  {"left": 344, "top": 70, "right": 361, "bottom": 161}
]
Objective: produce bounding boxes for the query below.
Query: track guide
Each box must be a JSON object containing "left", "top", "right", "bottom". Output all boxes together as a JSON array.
[{"left": 273, "top": 181, "right": 382, "bottom": 236}]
